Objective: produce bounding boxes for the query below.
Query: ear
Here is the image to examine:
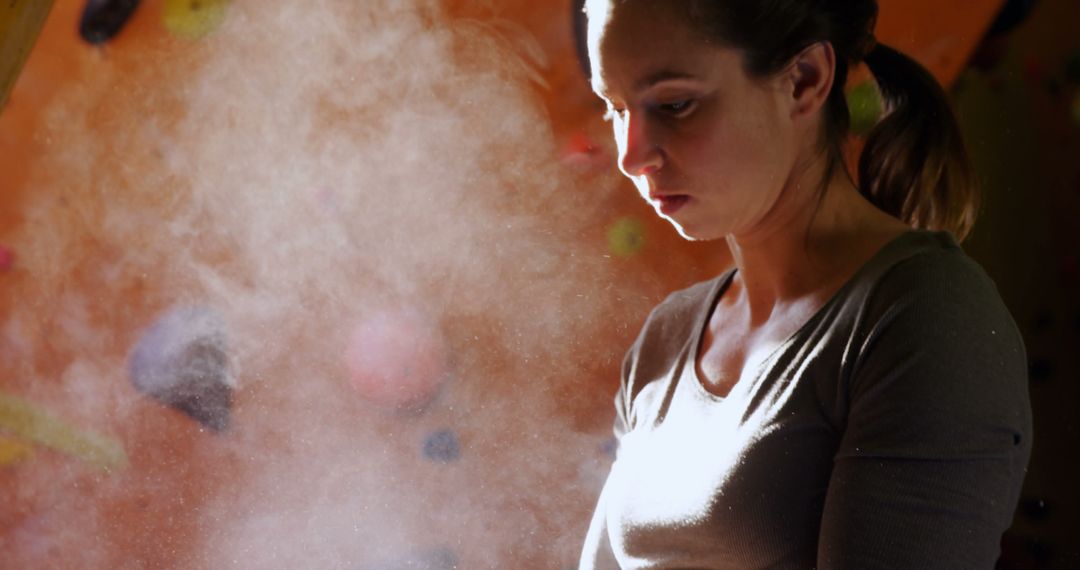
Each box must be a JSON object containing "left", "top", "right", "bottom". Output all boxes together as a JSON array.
[{"left": 782, "top": 42, "right": 836, "bottom": 120}]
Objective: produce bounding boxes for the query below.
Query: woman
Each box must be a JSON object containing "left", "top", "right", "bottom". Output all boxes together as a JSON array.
[{"left": 577, "top": 1, "right": 1033, "bottom": 568}]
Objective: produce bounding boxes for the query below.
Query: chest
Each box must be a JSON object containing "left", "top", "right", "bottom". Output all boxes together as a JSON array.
[
  {"left": 606, "top": 360, "right": 841, "bottom": 566},
  {"left": 695, "top": 303, "right": 822, "bottom": 397}
]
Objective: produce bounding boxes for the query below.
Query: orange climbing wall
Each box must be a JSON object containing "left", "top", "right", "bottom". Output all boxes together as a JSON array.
[{"left": 0, "top": 1, "right": 1003, "bottom": 568}]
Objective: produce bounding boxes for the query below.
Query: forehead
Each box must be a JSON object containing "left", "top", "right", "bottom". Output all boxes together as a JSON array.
[{"left": 585, "top": 0, "right": 719, "bottom": 95}]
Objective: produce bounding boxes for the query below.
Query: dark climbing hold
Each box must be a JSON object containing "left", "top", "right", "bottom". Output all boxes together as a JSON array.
[{"left": 79, "top": 0, "right": 142, "bottom": 45}]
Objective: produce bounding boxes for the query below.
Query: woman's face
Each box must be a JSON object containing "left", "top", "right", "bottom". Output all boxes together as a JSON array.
[{"left": 586, "top": 0, "right": 801, "bottom": 241}]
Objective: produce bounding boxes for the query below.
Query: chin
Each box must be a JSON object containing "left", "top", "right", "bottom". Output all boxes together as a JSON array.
[
  {"left": 656, "top": 201, "right": 729, "bottom": 242},
  {"left": 668, "top": 220, "right": 724, "bottom": 242}
]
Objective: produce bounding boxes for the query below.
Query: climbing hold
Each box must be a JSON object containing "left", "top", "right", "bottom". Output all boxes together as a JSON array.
[
  {"left": 344, "top": 307, "right": 448, "bottom": 412},
  {"left": 129, "top": 304, "right": 233, "bottom": 431},
  {"left": 0, "top": 436, "right": 33, "bottom": 466},
  {"left": 848, "top": 80, "right": 883, "bottom": 136},
  {"left": 422, "top": 429, "right": 460, "bottom": 463},
  {"left": 0, "top": 244, "right": 14, "bottom": 272},
  {"left": 0, "top": 392, "right": 127, "bottom": 470},
  {"left": 78, "top": 0, "right": 141, "bottom": 45},
  {"left": 163, "top": 0, "right": 229, "bottom": 39},
  {"left": 606, "top": 217, "right": 646, "bottom": 258},
  {"left": 370, "top": 546, "right": 459, "bottom": 570}
]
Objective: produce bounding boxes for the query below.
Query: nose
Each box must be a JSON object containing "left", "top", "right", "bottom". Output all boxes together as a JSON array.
[{"left": 616, "top": 112, "right": 663, "bottom": 178}]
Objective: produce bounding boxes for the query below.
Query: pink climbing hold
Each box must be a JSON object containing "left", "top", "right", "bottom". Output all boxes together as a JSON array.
[
  {"left": 343, "top": 307, "right": 449, "bottom": 412},
  {"left": 0, "top": 245, "right": 14, "bottom": 272}
]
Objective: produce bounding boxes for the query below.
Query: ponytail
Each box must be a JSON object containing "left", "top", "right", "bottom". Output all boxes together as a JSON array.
[{"left": 859, "top": 43, "right": 979, "bottom": 242}]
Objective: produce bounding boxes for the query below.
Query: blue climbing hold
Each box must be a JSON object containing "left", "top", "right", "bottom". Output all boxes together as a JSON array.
[{"left": 422, "top": 429, "right": 460, "bottom": 463}]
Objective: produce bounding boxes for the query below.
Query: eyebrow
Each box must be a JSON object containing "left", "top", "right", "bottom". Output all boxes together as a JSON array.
[
  {"left": 593, "top": 69, "right": 699, "bottom": 101},
  {"left": 634, "top": 70, "right": 698, "bottom": 91}
]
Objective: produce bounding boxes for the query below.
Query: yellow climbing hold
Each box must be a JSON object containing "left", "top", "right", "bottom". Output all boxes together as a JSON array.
[
  {"left": 0, "top": 435, "right": 33, "bottom": 466},
  {"left": 0, "top": 0, "right": 55, "bottom": 108},
  {"left": 163, "top": 0, "right": 230, "bottom": 39},
  {"left": 607, "top": 217, "right": 647, "bottom": 258},
  {"left": 848, "top": 80, "right": 883, "bottom": 136},
  {"left": 0, "top": 392, "right": 128, "bottom": 472}
]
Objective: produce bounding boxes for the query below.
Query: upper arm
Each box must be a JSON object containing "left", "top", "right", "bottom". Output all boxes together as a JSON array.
[{"left": 818, "top": 253, "right": 1033, "bottom": 568}]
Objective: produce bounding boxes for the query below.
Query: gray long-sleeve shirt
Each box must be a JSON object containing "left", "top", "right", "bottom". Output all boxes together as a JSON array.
[{"left": 580, "top": 229, "right": 1033, "bottom": 569}]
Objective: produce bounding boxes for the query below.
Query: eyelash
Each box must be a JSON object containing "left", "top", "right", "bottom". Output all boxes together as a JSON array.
[
  {"left": 601, "top": 100, "right": 696, "bottom": 122},
  {"left": 658, "top": 100, "right": 695, "bottom": 116}
]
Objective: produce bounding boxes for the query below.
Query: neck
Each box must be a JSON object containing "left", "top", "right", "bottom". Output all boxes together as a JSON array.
[{"left": 721, "top": 156, "right": 905, "bottom": 326}]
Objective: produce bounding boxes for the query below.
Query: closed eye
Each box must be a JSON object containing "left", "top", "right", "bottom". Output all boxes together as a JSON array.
[{"left": 657, "top": 99, "right": 696, "bottom": 117}]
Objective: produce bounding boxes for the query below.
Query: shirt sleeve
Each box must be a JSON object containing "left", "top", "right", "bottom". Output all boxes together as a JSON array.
[{"left": 817, "top": 251, "right": 1033, "bottom": 569}]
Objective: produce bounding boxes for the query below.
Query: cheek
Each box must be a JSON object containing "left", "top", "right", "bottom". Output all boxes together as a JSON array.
[
  {"left": 680, "top": 116, "right": 790, "bottom": 210},
  {"left": 718, "top": 114, "right": 786, "bottom": 177},
  {"left": 682, "top": 122, "right": 762, "bottom": 183}
]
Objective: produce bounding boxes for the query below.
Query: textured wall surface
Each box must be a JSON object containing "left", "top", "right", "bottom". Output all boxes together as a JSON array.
[{"left": 7, "top": 1, "right": 1072, "bottom": 568}]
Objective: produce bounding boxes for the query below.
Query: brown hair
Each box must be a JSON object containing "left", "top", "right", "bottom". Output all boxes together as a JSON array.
[{"left": 583, "top": 0, "right": 979, "bottom": 241}]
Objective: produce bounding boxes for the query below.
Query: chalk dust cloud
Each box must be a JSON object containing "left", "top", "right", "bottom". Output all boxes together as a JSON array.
[{"left": 0, "top": 0, "right": 678, "bottom": 567}]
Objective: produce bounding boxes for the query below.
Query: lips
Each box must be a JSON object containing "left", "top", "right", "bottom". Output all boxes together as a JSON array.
[{"left": 650, "top": 194, "right": 690, "bottom": 216}]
